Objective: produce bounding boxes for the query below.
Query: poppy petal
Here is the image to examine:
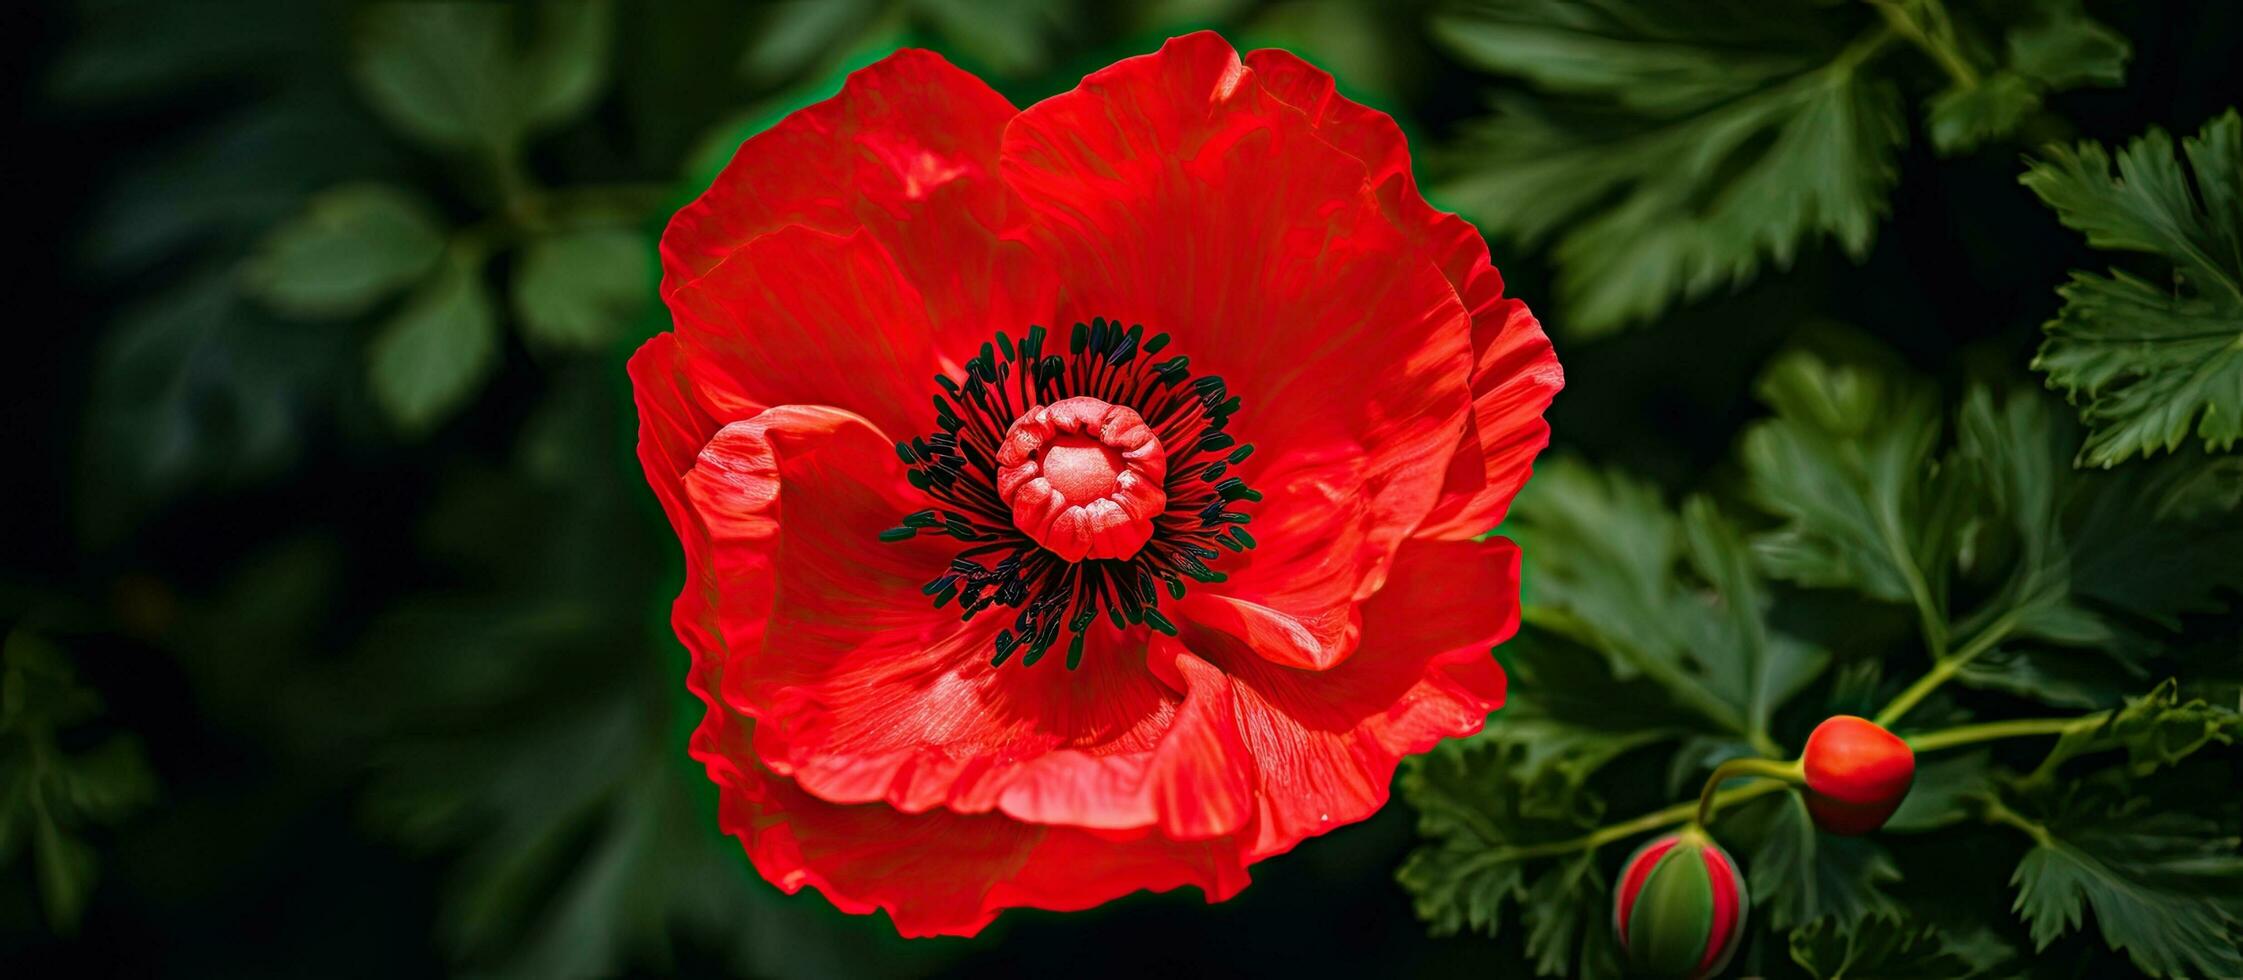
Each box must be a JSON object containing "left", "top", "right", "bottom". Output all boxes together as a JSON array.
[
  {"left": 1002, "top": 32, "right": 1475, "bottom": 671},
  {"left": 1244, "top": 48, "right": 1562, "bottom": 540},
  {"left": 1168, "top": 536, "right": 1517, "bottom": 859},
  {"left": 674, "top": 400, "right": 1260, "bottom": 842}
]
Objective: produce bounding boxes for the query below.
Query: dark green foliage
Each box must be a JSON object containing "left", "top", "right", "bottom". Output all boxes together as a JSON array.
[
  {"left": 2024, "top": 110, "right": 2243, "bottom": 466},
  {"left": 15, "top": 0, "right": 2242, "bottom": 976}
]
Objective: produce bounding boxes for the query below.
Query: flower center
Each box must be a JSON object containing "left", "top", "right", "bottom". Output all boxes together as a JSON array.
[
  {"left": 995, "top": 397, "right": 1167, "bottom": 562},
  {"left": 881, "top": 318, "right": 1261, "bottom": 669}
]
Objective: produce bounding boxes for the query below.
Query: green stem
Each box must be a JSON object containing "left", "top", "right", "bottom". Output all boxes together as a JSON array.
[
  {"left": 1489, "top": 780, "right": 1791, "bottom": 865},
  {"left": 1695, "top": 757, "right": 1803, "bottom": 827},
  {"left": 1458, "top": 711, "right": 2101, "bottom": 873},
  {"left": 1867, "top": 0, "right": 1982, "bottom": 89},
  {"left": 1904, "top": 715, "right": 2087, "bottom": 753},
  {"left": 1980, "top": 794, "right": 2054, "bottom": 846},
  {"left": 1872, "top": 608, "right": 2020, "bottom": 728}
]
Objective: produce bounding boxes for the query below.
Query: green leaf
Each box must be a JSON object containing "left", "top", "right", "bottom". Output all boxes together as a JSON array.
[
  {"left": 1882, "top": 750, "right": 1991, "bottom": 833},
  {"left": 242, "top": 183, "right": 447, "bottom": 319},
  {"left": 1742, "top": 351, "right": 1961, "bottom": 613},
  {"left": 1945, "top": 389, "right": 2243, "bottom": 705},
  {"left": 1924, "top": 0, "right": 2130, "bottom": 154},
  {"left": 80, "top": 269, "right": 349, "bottom": 541},
  {"left": 1431, "top": 0, "right": 1904, "bottom": 333},
  {"left": 2008, "top": 794, "right": 2243, "bottom": 977},
  {"left": 1927, "top": 71, "right": 2039, "bottom": 156},
  {"left": 511, "top": 228, "right": 654, "bottom": 350},
  {"left": 1508, "top": 458, "right": 1827, "bottom": 746},
  {"left": 2029, "top": 679, "right": 2241, "bottom": 783},
  {"left": 0, "top": 629, "right": 158, "bottom": 934},
  {"left": 2023, "top": 109, "right": 2243, "bottom": 466},
  {"left": 1730, "top": 792, "right": 1903, "bottom": 930},
  {"left": 1789, "top": 917, "right": 2013, "bottom": 979},
  {"left": 1397, "top": 736, "right": 1622, "bottom": 977},
  {"left": 1493, "top": 626, "right": 1708, "bottom": 796},
  {"left": 368, "top": 259, "right": 499, "bottom": 434},
  {"left": 739, "top": 0, "right": 885, "bottom": 82},
  {"left": 353, "top": 0, "right": 613, "bottom": 153}
]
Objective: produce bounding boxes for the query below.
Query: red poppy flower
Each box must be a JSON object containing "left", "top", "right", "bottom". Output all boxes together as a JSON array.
[{"left": 632, "top": 31, "right": 1560, "bottom": 937}]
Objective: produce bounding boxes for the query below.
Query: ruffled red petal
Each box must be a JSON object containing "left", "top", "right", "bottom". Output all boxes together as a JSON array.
[
  {"left": 1002, "top": 32, "right": 1475, "bottom": 671},
  {"left": 701, "top": 718, "right": 1252, "bottom": 939},
  {"left": 639, "top": 34, "right": 1550, "bottom": 938},
  {"left": 1162, "top": 536, "right": 1517, "bottom": 859},
  {"left": 663, "top": 395, "right": 1267, "bottom": 844},
  {"left": 663, "top": 49, "right": 1057, "bottom": 361},
  {"left": 1243, "top": 48, "right": 1562, "bottom": 540}
]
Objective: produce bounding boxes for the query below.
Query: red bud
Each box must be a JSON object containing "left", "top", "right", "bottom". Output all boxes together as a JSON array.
[
  {"left": 1613, "top": 831, "right": 1749, "bottom": 979},
  {"left": 1801, "top": 715, "right": 1914, "bottom": 835}
]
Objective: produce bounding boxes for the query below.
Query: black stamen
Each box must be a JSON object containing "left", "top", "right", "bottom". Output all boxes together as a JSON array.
[{"left": 883, "top": 321, "right": 1262, "bottom": 668}]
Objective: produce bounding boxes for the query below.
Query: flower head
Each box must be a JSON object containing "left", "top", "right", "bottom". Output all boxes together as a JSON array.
[{"left": 632, "top": 31, "right": 1561, "bottom": 936}]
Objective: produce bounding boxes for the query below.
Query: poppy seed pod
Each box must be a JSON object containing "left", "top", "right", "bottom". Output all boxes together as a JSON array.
[
  {"left": 1613, "top": 831, "right": 1749, "bottom": 979},
  {"left": 1802, "top": 715, "right": 1915, "bottom": 835}
]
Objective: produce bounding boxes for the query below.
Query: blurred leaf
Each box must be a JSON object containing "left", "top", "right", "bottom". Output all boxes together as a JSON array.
[
  {"left": 740, "top": 0, "right": 886, "bottom": 82},
  {"left": 1922, "top": 0, "right": 2130, "bottom": 154},
  {"left": 1927, "top": 72, "right": 2039, "bottom": 155},
  {"left": 911, "top": 0, "right": 1069, "bottom": 77},
  {"left": 1243, "top": 1, "right": 1406, "bottom": 99},
  {"left": 0, "top": 629, "right": 157, "bottom": 933},
  {"left": 242, "top": 183, "right": 448, "bottom": 319},
  {"left": 368, "top": 259, "right": 499, "bottom": 434},
  {"left": 1508, "top": 459, "right": 1828, "bottom": 748},
  {"left": 45, "top": 0, "right": 320, "bottom": 105},
  {"left": 80, "top": 270, "right": 347, "bottom": 539},
  {"left": 2008, "top": 792, "right": 2243, "bottom": 977},
  {"left": 353, "top": 0, "right": 613, "bottom": 153},
  {"left": 2023, "top": 109, "right": 2243, "bottom": 466},
  {"left": 2029, "top": 679, "right": 2241, "bottom": 782},
  {"left": 1729, "top": 792, "right": 1903, "bottom": 931},
  {"left": 1431, "top": 0, "right": 1904, "bottom": 333},
  {"left": 1396, "top": 736, "right": 1622, "bottom": 978},
  {"left": 79, "top": 92, "right": 399, "bottom": 276},
  {"left": 1789, "top": 916, "right": 2012, "bottom": 979},
  {"left": 511, "top": 228, "right": 654, "bottom": 350}
]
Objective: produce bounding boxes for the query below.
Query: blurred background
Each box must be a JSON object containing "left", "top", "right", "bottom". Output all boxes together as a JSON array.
[{"left": 5, "top": 1, "right": 2240, "bottom": 976}]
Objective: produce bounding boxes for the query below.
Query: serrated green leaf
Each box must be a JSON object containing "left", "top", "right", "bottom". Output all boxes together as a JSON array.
[
  {"left": 1509, "top": 459, "right": 1826, "bottom": 747},
  {"left": 2008, "top": 795, "right": 2243, "bottom": 977},
  {"left": 1521, "top": 852, "right": 1623, "bottom": 978},
  {"left": 1743, "top": 351, "right": 1961, "bottom": 613},
  {"left": 1494, "top": 626, "right": 1709, "bottom": 796},
  {"left": 1945, "top": 389, "right": 2243, "bottom": 705},
  {"left": 242, "top": 183, "right": 446, "bottom": 319},
  {"left": 368, "top": 259, "right": 499, "bottom": 434},
  {"left": 1923, "top": 0, "right": 2130, "bottom": 154},
  {"left": 1431, "top": 0, "right": 1904, "bottom": 333},
  {"left": 1396, "top": 737, "right": 1602, "bottom": 940},
  {"left": 1928, "top": 71, "right": 2039, "bottom": 155},
  {"left": 511, "top": 228, "right": 653, "bottom": 350},
  {"left": 353, "top": 1, "right": 612, "bottom": 153},
  {"left": 2005, "top": 0, "right": 2129, "bottom": 89},
  {"left": 2027, "top": 680, "right": 2241, "bottom": 783},
  {"left": 2023, "top": 109, "right": 2243, "bottom": 466},
  {"left": 1789, "top": 916, "right": 2013, "bottom": 979},
  {"left": 1731, "top": 792, "right": 1903, "bottom": 930}
]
